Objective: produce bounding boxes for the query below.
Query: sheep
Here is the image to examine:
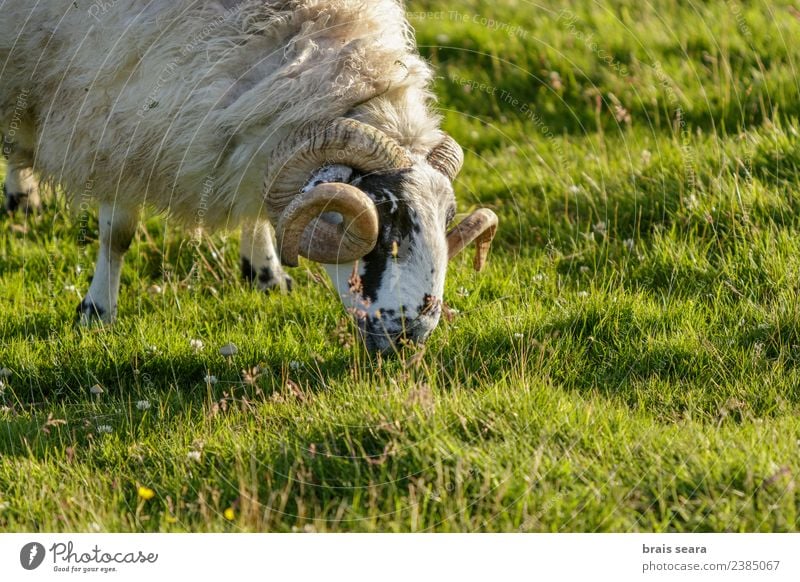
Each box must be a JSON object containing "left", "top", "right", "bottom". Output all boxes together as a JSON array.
[{"left": 0, "top": 0, "right": 497, "bottom": 352}]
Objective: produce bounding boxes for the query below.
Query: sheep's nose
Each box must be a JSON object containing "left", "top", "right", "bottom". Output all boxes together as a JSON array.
[{"left": 359, "top": 315, "right": 438, "bottom": 353}]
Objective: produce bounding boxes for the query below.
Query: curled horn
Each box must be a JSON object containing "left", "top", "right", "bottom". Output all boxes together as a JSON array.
[
  {"left": 427, "top": 133, "right": 464, "bottom": 180},
  {"left": 266, "top": 117, "right": 411, "bottom": 219},
  {"left": 430, "top": 134, "right": 498, "bottom": 271},
  {"left": 447, "top": 209, "right": 498, "bottom": 272},
  {"left": 277, "top": 183, "right": 379, "bottom": 267},
  {"left": 267, "top": 118, "right": 411, "bottom": 265}
]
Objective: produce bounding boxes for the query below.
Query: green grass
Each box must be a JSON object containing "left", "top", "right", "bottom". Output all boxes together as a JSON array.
[{"left": 2, "top": 0, "right": 800, "bottom": 532}]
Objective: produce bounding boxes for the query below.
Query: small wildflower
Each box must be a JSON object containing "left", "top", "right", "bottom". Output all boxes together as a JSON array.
[
  {"left": 64, "top": 284, "right": 77, "bottom": 293},
  {"left": 187, "top": 450, "right": 202, "bottom": 462},
  {"left": 0, "top": 368, "right": 12, "bottom": 379},
  {"left": 242, "top": 366, "right": 262, "bottom": 386},
  {"left": 457, "top": 287, "right": 470, "bottom": 297},
  {"left": 90, "top": 384, "right": 104, "bottom": 395},
  {"left": 97, "top": 425, "right": 113, "bottom": 434},
  {"left": 223, "top": 507, "right": 235, "bottom": 521},
  {"left": 146, "top": 345, "right": 159, "bottom": 356},
  {"left": 514, "top": 333, "right": 524, "bottom": 339},
  {"left": 289, "top": 361, "right": 301, "bottom": 370},
  {"left": 204, "top": 374, "right": 218, "bottom": 385},
  {"left": 579, "top": 266, "right": 590, "bottom": 274},
  {"left": 138, "top": 486, "right": 155, "bottom": 501},
  {"left": 41, "top": 414, "right": 67, "bottom": 435},
  {"left": 190, "top": 339, "right": 204, "bottom": 352},
  {"left": 613, "top": 103, "right": 631, "bottom": 125},
  {"left": 641, "top": 149, "right": 652, "bottom": 165},
  {"left": 624, "top": 238, "right": 635, "bottom": 251},
  {"left": 549, "top": 70, "right": 563, "bottom": 92},
  {"left": 568, "top": 185, "right": 581, "bottom": 195},
  {"left": 136, "top": 400, "right": 151, "bottom": 411},
  {"left": 219, "top": 343, "right": 238, "bottom": 357}
]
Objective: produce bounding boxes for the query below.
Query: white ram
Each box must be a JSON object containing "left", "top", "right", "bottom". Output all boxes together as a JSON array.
[{"left": 0, "top": 0, "right": 497, "bottom": 351}]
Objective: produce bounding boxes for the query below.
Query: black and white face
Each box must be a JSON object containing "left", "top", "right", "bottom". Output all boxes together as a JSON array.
[{"left": 315, "top": 163, "right": 457, "bottom": 352}]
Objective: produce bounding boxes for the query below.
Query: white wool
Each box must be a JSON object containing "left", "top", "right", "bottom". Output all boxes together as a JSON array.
[{"left": 0, "top": 0, "right": 442, "bottom": 230}]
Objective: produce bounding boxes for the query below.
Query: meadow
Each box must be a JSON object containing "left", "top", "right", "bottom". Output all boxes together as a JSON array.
[{"left": 2, "top": 0, "right": 800, "bottom": 531}]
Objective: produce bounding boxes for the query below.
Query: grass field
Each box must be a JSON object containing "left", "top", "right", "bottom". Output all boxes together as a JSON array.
[{"left": 2, "top": 0, "right": 800, "bottom": 532}]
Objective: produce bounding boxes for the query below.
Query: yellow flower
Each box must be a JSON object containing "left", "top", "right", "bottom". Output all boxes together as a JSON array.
[
  {"left": 137, "top": 486, "right": 155, "bottom": 501},
  {"left": 223, "top": 507, "right": 235, "bottom": 521}
]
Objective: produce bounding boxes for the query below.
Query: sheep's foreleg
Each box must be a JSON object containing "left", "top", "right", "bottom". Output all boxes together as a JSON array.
[
  {"left": 240, "top": 219, "right": 292, "bottom": 293},
  {"left": 78, "top": 203, "right": 138, "bottom": 324}
]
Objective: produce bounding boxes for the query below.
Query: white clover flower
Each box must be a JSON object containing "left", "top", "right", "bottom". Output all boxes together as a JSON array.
[
  {"left": 97, "top": 425, "right": 113, "bottom": 434},
  {"left": 187, "top": 450, "right": 202, "bottom": 462},
  {"left": 204, "top": 374, "right": 218, "bottom": 385},
  {"left": 219, "top": 343, "right": 238, "bottom": 357},
  {"left": 190, "top": 339, "right": 204, "bottom": 352},
  {"left": 136, "top": 400, "right": 151, "bottom": 411}
]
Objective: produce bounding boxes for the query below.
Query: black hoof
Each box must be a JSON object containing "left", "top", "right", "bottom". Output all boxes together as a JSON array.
[
  {"left": 3, "top": 186, "right": 40, "bottom": 215},
  {"left": 76, "top": 298, "right": 108, "bottom": 324}
]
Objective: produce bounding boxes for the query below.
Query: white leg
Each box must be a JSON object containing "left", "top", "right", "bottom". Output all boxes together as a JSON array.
[
  {"left": 78, "top": 203, "right": 138, "bottom": 324},
  {"left": 4, "top": 165, "right": 40, "bottom": 214},
  {"left": 240, "top": 220, "right": 292, "bottom": 293}
]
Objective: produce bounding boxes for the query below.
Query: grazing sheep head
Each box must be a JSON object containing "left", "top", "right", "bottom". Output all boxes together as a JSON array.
[{"left": 268, "top": 119, "right": 497, "bottom": 352}]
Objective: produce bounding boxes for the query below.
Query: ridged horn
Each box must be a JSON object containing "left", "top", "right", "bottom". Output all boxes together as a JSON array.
[
  {"left": 276, "top": 183, "right": 379, "bottom": 267},
  {"left": 265, "top": 118, "right": 411, "bottom": 222},
  {"left": 447, "top": 208, "right": 498, "bottom": 272},
  {"left": 427, "top": 133, "right": 464, "bottom": 180}
]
